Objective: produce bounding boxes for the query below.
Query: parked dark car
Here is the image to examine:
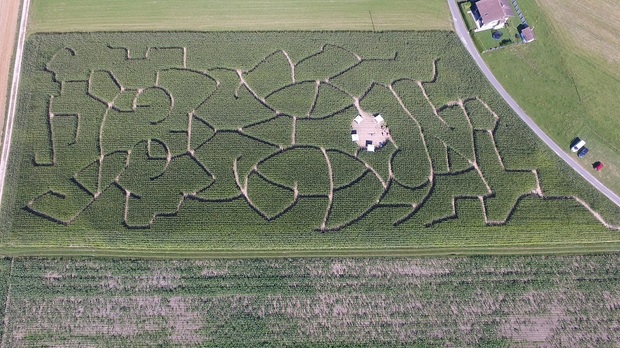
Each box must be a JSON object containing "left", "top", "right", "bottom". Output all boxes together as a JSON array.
[{"left": 577, "top": 146, "right": 589, "bottom": 158}]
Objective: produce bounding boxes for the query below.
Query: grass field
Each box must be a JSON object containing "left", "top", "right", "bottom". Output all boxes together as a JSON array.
[
  {"left": 483, "top": 0, "right": 620, "bottom": 194},
  {"left": 2, "top": 31, "right": 619, "bottom": 255},
  {"left": 1, "top": 255, "right": 619, "bottom": 346},
  {"left": 28, "top": 0, "right": 451, "bottom": 33},
  {"left": 539, "top": 0, "right": 620, "bottom": 70}
]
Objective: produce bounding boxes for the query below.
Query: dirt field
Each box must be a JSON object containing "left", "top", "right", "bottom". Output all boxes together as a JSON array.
[{"left": 0, "top": 0, "right": 20, "bottom": 136}]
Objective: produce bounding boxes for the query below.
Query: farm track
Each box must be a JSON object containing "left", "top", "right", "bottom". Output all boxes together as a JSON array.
[
  {"left": 0, "top": 0, "right": 29, "bottom": 209},
  {"left": 0, "top": 0, "right": 20, "bottom": 137},
  {"left": 448, "top": 0, "right": 620, "bottom": 208}
]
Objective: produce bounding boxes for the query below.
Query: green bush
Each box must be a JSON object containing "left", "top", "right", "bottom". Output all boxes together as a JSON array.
[
  {"left": 244, "top": 51, "right": 293, "bottom": 97},
  {"left": 327, "top": 150, "right": 367, "bottom": 189},
  {"left": 265, "top": 81, "right": 315, "bottom": 117}
]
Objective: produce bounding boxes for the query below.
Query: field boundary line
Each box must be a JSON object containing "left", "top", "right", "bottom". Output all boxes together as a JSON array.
[
  {"left": 448, "top": 0, "right": 620, "bottom": 208},
  {"left": 1, "top": 242, "right": 620, "bottom": 259},
  {"left": 0, "top": 0, "right": 30, "bottom": 210}
]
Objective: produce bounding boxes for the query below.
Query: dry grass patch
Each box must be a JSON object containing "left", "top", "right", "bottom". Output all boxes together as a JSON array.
[{"left": 536, "top": 0, "right": 620, "bottom": 72}]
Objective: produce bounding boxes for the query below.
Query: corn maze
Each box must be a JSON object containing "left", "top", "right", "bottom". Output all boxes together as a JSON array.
[{"left": 4, "top": 32, "right": 620, "bottom": 251}]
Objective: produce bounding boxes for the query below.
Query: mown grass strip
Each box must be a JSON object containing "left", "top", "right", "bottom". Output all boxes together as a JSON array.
[
  {"left": 29, "top": 0, "right": 451, "bottom": 33},
  {"left": 1, "top": 241, "right": 620, "bottom": 259}
]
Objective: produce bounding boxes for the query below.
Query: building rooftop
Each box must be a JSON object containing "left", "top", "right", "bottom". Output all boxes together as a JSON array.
[
  {"left": 521, "top": 27, "right": 536, "bottom": 42},
  {"left": 476, "top": 0, "right": 514, "bottom": 24}
]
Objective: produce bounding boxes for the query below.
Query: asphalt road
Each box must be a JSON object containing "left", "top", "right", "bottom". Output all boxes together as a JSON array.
[{"left": 447, "top": 0, "right": 620, "bottom": 208}]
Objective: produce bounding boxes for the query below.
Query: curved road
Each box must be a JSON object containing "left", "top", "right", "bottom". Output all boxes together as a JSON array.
[{"left": 447, "top": 0, "right": 620, "bottom": 208}]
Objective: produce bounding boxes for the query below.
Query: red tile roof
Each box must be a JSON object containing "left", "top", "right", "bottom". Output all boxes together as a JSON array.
[
  {"left": 476, "top": 0, "right": 514, "bottom": 24},
  {"left": 521, "top": 27, "right": 536, "bottom": 42}
]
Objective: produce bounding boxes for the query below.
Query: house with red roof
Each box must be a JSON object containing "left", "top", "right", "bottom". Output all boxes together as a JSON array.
[{"left": 470, "top": 0, "right": 514, "bottom": 32}]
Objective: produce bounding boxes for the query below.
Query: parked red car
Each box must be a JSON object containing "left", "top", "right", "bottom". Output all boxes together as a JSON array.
[{"left": 594, "top": 162, "right": 604, "bottom": 172}]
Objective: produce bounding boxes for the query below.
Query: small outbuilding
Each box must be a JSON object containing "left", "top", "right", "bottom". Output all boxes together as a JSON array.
[{"left": 520, "top": 27, "right": 536, "bottom": 43}]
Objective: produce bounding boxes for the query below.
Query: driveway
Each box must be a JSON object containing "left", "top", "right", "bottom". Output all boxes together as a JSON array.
[{"left": 447, "top": 0, "right": 620, "bottom": 208}]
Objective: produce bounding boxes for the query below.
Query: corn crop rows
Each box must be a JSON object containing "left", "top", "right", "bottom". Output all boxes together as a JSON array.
[{"left": 0, "top": 256, "right": 619, "bottom": 346}]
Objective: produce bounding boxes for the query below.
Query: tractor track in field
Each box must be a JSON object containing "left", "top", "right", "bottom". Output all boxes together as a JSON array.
[{"left": 448, "top": 0, "right": 620, "bottom": 209}]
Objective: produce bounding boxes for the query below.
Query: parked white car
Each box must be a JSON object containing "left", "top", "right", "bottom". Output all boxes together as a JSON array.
[{"left": 571, "top": 139, "right": 585, "bottom": 152}]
